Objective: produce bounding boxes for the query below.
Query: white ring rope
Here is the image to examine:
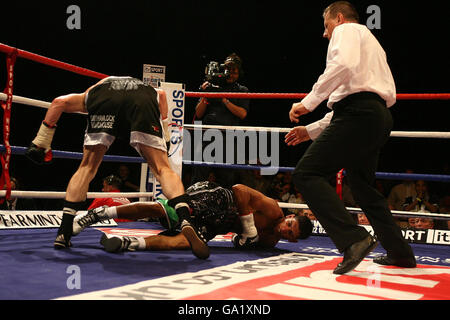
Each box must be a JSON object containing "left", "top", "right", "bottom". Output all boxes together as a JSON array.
[
  {"left": 1, "top": 93, "right": 449, "bottom": 139},
  {"left": 278, "top": 202, "right": 450, "bottom": 220},
  {"left": 389, "top": 131, "right": 450, "bottom": 139},
  {"left": 0, "top": 92, "right": 86, "bottom": 114},
  {"left": 0, "top": 190, "right": 153, "bottom": 199},
  {"left": 184, "top": 124, "right": 450, "bottom": 139},
  {"left": 0, "top": 190, "right": 447, "bottom": 220}
]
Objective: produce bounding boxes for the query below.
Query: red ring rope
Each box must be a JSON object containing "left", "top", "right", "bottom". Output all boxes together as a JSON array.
[
  {"left": 0, "top": 43, "right": 448, "bottom": 101},
  {"left": 184, "top": 92, "right": 450, "bottom": 100},
  {"left": 0, "top": 43, "right": 107, "bottom": 79}
]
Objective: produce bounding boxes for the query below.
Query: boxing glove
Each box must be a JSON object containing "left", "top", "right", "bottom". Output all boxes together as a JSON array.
[{"left": 232, "top": 233, "right": 259, "bottom": 249}]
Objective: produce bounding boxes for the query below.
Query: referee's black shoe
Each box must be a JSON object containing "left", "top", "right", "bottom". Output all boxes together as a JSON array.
[
  {"left": 373, "top": 255, "right": 416, "bottom": 268},
  {"left": 333, "top": 235, "right": 378, "bottom": 274}
]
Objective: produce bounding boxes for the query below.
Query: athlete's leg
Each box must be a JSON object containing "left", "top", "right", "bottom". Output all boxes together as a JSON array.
[
  {"left": 73, "top": 201, "right": 167, "bottom": 235},
  {"left": 138, "top": 144, "right": 185, "bottom": 199},
  {"left": 138, "top": 144, "right": 210, "bottom": 259},
  {"left": 100, "top": 232, "right": 190, "bottom": 253},
  {"left": 54, "top": 144, "right": 106, "bottom": 249}
]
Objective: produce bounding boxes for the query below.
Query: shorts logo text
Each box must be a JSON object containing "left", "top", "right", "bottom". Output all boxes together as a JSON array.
[{"left": 90, "top": 115, "right": 115, "bottom": 129}]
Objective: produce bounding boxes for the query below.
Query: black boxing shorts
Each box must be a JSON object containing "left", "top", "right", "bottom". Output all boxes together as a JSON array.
[
  {"left": 186, "top": 181, "right": 239, "bottom": 241},
  {"left": 84, "top": 76, "right": 166, "bottom": 154},
  {"left": 158, "top": 181, "right": 239, "bottom": 241}
]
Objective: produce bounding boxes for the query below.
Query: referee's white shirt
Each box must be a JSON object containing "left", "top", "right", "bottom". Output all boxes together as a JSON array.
[{"left": 302, "top": 23, "right": 396, "bottom": 140}]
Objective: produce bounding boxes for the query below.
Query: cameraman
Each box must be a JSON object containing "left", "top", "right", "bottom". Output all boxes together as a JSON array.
[
  {"left": 192, "top": 53, "right": 250, "bottom": 188},
  {"left": 195, "top": 53, "right": 249, "bottom": 125}
]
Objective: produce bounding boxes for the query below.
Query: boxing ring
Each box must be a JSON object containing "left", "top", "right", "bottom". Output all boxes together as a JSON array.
[{"left": 1, "top": 43, "right": 450, "bottom": 301}]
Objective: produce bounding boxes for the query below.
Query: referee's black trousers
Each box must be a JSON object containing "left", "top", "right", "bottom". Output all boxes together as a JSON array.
[{"left": 293, "top": 92, "right": 414, "bottom": 259}]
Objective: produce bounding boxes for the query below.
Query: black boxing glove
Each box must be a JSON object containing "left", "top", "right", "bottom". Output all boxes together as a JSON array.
[{"left": 232, "top": 233, "right": 259, "bottom": 249}]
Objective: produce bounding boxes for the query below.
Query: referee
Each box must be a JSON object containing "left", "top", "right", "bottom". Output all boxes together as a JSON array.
[{"left": 285, "top": 1, "right": 416, "bottom": 274}]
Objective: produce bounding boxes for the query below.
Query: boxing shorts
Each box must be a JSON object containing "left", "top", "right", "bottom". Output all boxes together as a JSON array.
[
  {"left": 84, "top": 76, "right": 166, "bottom": 154},
  {"left": 157, "top": 181, "right": 239, "bottom": 241}
]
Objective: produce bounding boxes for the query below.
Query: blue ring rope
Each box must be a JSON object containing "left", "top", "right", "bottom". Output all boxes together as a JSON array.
[
  {"left": 2, "top": 145, "right": 450, "bottom": 183},
  {"left": 2, "top": 145, "right": 144, "bottom": 163},
  {"left": 183, "top": 160, "right": 450, "bottom": 182}
]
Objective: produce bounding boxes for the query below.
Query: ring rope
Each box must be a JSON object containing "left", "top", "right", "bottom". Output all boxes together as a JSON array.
[
  {"left": 3, "top": 91, "right": 449, "bottom": 112},
  {"left": 183, "top": 160, "right": 450, "bottom": 183},
  {"left": 0, "top": 92, "right": 86, "bottom": 114},
  {"left": 185, "top": 91, "right": 450, "bottom": 100},
  {"left": 2, "top": 90, "right": 449, "bottom": 113},
  {"left": 0, "top": 145, "right": 144, "bottom": 163},
  {"left": 277, "top": 202, "right": 450, "bottom": 220},
  {"left": 2, "top": 42, "right": 449, "bottom": 101},
  {"left": 1, "top": 94, "right": 448, "bottom": 139},
  {"left": 0, "top": 189, "right": 446, "bottom": 221},
  {"left": 0, "top": 43, "right": 107, "bottom": 79},
  {"left": 183, "top": 124, "right": 450, "bottom": 139},
  {"left": 0, "top": 190, "right": 153, "bottom": 199},
  {"left": 2, "top": 145, "right": 450, "bottom": 183}
]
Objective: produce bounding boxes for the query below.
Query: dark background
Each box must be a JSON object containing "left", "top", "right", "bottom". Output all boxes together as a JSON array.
[{"left": 0, "top": 1, "right": 449, "bottom": 198}]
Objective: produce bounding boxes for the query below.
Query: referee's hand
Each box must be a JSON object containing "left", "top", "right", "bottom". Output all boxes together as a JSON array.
[
  {"left": 285, "top": 126, "right": 311, "bottom": 146},
  {"left": 289, "top": 102, "right": 310, "bottom": 123}
]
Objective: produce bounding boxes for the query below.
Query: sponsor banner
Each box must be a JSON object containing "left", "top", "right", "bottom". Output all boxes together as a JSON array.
[
  {"left": 60, "top": 252, "right": 450, "bottom": 300},
  {"left": 312, "top": 220, "right": 450, "bottom": 246},
  {"left": 143, "top": 64, "right": 166, "bottom": 88},
  {"left": 148, "top": 82, "right": 185, "bottom": 199},
  {"left": 0, "top": 210, "right": 117, "bottom": 229},
  {"left": 187, "top": 260, "right": 450, "bottom": 300},
  {"left": 60, "top": 253, "right": 335, "bottom": 300}
]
